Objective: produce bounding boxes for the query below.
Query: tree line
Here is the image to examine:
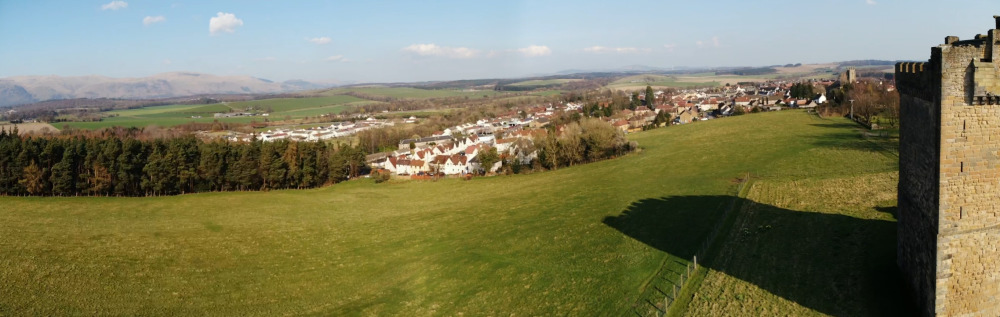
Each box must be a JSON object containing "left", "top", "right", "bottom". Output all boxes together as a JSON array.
[{"left": 0, "top": 129, "right": 368, "bottom": 196}]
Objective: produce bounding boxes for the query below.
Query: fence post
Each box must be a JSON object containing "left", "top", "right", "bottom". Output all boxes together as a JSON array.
[{"left": 694, "top": 255, "right": 697, "bottom": 270}]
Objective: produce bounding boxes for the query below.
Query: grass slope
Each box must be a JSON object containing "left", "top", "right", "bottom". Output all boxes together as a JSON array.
[{"left": 0, "top": 111, "right": 900, "bottom": 315}]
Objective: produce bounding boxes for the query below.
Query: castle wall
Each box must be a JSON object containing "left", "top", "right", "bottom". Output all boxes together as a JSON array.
[
  {"left": 897, "top": 59, "right": 941, "bottom": 317},
  {"left": 936, "top": 38, "right": 1000, "bottom": 316}
]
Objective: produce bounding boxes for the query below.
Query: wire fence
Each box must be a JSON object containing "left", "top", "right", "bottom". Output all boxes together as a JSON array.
[{"left": 632, "top": 173, "right": 751, "bottom": 317}]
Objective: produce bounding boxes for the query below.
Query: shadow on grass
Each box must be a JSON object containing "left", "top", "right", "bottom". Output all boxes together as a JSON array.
[
  {"left": 603, "top": 196, "right": 911, "bottom": 317},
  {"left": 806, "top": 132, "right": 890, "bottom": 152},
  {"left": 808, "top": 122, "right": 860, "bottom": 130}
]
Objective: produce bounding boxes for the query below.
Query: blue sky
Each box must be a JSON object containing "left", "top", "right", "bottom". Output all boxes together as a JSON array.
[{"left": 1, "top": 0, "right": 998, "bottom": 83}]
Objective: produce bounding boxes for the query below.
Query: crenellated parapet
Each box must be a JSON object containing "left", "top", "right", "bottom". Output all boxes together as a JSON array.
[{"left": 895, "top": 61, "right": 935, "bottom": 101}]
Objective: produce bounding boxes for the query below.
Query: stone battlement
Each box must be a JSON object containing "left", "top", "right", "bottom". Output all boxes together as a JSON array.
[
  {"left": 896, "top": 62, "right": 927, "bottom": 73},
  {"left": 897, "top": 16, "right": 1000, "bottom": 317}
]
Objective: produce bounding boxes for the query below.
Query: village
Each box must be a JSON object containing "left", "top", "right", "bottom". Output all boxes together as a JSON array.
[{"left": 203, "top": 76, "right": 871, "bottom": 179}]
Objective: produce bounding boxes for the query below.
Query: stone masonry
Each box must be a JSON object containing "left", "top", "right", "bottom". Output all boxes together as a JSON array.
[{"left": 897, "top": 16, "right": 1000, "bottom": 317}]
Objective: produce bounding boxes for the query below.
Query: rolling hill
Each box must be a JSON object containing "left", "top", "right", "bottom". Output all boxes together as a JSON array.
[
  {"left": 0, "top": 72, "right": 344, "bottom": 107},
  {"left": 0, "top": 111, "right": 903, "bottom": 315}
]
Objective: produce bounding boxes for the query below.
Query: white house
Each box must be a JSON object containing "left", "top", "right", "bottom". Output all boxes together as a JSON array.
[{"left": 443, "top": 155, "right": 470, "bottom": 175}]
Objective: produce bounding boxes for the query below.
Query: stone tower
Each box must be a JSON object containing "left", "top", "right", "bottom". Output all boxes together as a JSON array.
[
  {"left": 840, "top": 67, "right": 857, "bottom": 83},
  {"left": 896, "top": 16, "right": 1000, "bottom": 316}
]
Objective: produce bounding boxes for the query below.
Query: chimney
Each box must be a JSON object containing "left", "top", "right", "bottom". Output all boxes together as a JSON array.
[{"left": 995, "top": 15, "right": 1000, "bottom": 29}]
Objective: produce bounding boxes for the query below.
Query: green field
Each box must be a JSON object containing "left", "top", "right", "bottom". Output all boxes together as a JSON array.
[
  {"left": 0, "top": 111, "right": 903, "bottom": 315},
  {"left": 509, "top": 79, "right": 581, "bottom": 87},
  {"left": 60, "top": 96, "right": 374, "bottom": 130},
  {"left": 320, "top": 87, "right": 496, "bottom": 99},
  {"left": 608, "top": 74, "right": 720, "bottom": 89}
]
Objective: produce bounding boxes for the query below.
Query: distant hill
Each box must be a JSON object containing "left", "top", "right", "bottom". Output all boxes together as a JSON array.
[{"left": 0, "top": 72, "right": 344, "bottom": 108}]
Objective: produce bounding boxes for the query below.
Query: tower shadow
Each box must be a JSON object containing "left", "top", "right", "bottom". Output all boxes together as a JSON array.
[{"left": 603, "top": 195, "right": 911, "bottom": 316}]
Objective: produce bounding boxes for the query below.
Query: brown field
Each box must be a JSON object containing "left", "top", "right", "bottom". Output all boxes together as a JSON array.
[
  {"left": 0, "top": 122, "right": 59, "bottom": 135},
  {"left": 774, "top": 63, "right": 838, "bottom": 74}
]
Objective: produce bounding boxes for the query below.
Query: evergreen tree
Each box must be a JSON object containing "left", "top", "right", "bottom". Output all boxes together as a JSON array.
[{"left": 645, "top": 85, "right": 655, "bottom": 107}]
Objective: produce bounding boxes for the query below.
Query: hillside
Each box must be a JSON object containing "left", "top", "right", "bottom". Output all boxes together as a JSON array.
[
  {"left": 0, "top": 111, "right": 902, "bottom": 315},
  {"left": 0, "top": 73, "right": 343, "bottom": 107}
]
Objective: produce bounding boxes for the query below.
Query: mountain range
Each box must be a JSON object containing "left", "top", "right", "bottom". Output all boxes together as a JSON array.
[{"left": 0, "top": 72, "right": 344, "bottom": 107}]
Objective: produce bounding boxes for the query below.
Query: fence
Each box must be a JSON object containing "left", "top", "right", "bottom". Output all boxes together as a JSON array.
[{"left": 632, "top": 173, "right": 751, "bottom": 317}]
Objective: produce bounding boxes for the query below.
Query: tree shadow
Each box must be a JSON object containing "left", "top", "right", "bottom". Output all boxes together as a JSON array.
[{"left": 603, "top": 196, "right": 911, "bottom": 316}]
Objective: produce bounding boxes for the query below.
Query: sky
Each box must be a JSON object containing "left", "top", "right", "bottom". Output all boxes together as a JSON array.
[{"left": 1, "top": 0, "right": 999, "bottom": 83}]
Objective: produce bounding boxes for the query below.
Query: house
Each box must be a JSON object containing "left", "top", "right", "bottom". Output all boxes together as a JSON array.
[
  {"left": 814, "top": 93, "right": 827, "bottom": 104},
  {"left": 613, "top": 120, "right": 629, "bottom": 132},
  {"left": 410, "top": 160, "right": 428, "bottom": 174},
  {"left": 464, "top": 144, "right": 480, "bottom": 159},
  {"left": 678, "top": 110, "right": 697, "bottom": 124},
  {"left": 395, "top": 159, "right": 412, "bottom": 175},
  {"left": 470, "top": 156, "right": 502, "bottom": 174},
  {"left": 443, "top": 155, "right": 470, "bottom": 175},
  {"left": 734, "top": 96, "right": 751, "bottom": 106}
]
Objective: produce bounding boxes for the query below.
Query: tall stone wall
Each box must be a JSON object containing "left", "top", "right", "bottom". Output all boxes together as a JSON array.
[
  {"left": 898, "top": 17, "right": 1000, "bottom": 317},
  {"left": 897, "top": 60, "right": 941, "bottom": 317}
]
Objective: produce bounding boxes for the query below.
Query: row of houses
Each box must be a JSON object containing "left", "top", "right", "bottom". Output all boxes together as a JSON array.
[
  {"left": 258, "top": 118, "right": 394, "bottom": 142},
  {"left": 372, "top": 127, "right": 540, "bottom": 176}
]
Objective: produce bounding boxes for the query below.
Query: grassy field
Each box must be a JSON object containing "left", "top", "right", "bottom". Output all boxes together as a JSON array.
[
  {"left": 319, "top": 87, "right": 496, "bottom": 99},
  {"left": 508, "top": 79, "right": 581, "bottom": 87},
  {"left": 60, "top": 96, "right": 373, "bottom": 130},
  {"left": 0, "top": 111, "right": 902, "bottom": 315},
  {"left": 608, "top": 74, "right": 720, "bottom": 90}
]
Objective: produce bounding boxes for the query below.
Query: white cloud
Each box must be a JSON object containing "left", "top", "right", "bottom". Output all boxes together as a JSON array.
[
  {"left": 515, "top": 45, "right": 551, "bottom": 57},
  {"left": 663, "top": 44, "right": 677, "bottom": 52},
  {"left": 255, "top": 57, "right": 277, "bottom": 62},
  {"left": 101, "top": 1, "right": 127, "bottom": 10},
  {"left": 143, "top": 16, "right": 166, "bottom": 26},
  {"left": 403, "top": 43, "right": 479, "bottom": 58},
  {"left": 162, "top": 59, "right": 171, "bottom": 65},
  {"left": 209, "top": 12, "right": 243, "bottom": 35},
  {"left": 307, "top": 37, "right": 332, "bottom": 45},
  {"left": 326, "top": 55, "right": 350, "bottom": 62},
  {"left": 865, "top": 0, "right": 877, "bottom": 5},
  {"left": 583, "top": 46, "right": 648, "bottom": 54},
  {"left": 696, "top": 37, "right": 721, "bottom": 48}
]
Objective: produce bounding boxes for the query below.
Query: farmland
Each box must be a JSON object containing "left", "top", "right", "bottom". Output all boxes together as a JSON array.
[
  {"left": 607, "top": 74, "right": 721, "bottom": 90},
  {"left": 53, "top": 87, "right": 527, "bottom": 130},
  {"left": 0, "top": 122, "right": 58, "bottom": 135},
  {"left": 0, "top": 111, "right": 902, "bottom": 315},
  {"left": 58, "top": 96, "right": 375, "bottom": 130},
  {"left": 319, "top": 86, "right": 497, "bottom": 99},
  {"left": 508, "top": 79, "right": 582, "bottom": 87}
]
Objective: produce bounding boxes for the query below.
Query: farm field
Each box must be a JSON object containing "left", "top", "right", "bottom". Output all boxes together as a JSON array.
[
  {"left": 508, "top": 79, "right": 581, "bottom": 87},
  {"left": 0, "top": 111, "right": 903, "bottom": 315},
  {"left": 607, "top": 74, "right": 721, "bottom": 90},
  {"left": 319, "top": 86, "right": 497, "bottom": 99},
  {"left": 0, "top": 122, "right": 59, "bottom": 134},
  {"left": 59, "top": 96, "right": 374, "bottom": 130}
]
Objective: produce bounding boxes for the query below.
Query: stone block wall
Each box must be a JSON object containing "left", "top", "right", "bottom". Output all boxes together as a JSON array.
[{"left": 898, "top": 17, "right": 1000, "bottom": 317}]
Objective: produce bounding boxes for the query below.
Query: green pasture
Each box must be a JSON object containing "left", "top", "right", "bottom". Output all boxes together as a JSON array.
[
  {"left": 509, "top": 79, "right": 581, "bottom": 87},
  {"left": 609, "top": 74, "right": 720, "bottom": 89},
  {"left": 0, "top": 111, "right": 903, "bottom": 316},
  {"left": 320, "top": 87, "right": 496, "bottom": 99},
  {"left": 60, "top": 96, "right": 370, "bottom": 130}
]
